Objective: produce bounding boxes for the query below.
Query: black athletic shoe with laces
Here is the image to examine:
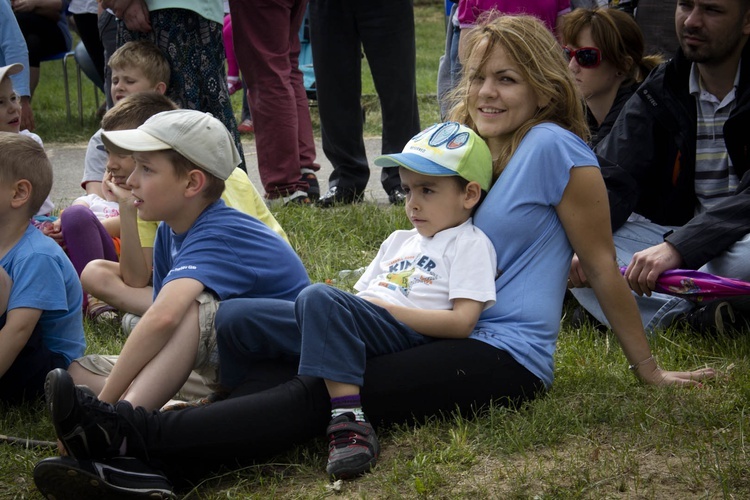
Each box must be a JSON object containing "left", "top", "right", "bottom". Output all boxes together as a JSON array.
[
  {"left": 682, "top": 301, "right": 737, "bottom": 335},
  {"left": 325, "top": 412, "right": 380, "bottom": 479},
  {"left": 45, "top": 368, "right": 124, "bottom": 460},
  {"left": 34, "top": 456, "right": 175, "bottom": 500}
]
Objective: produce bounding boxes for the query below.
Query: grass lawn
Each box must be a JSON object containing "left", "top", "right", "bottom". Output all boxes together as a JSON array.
[{"left": 3, "top": 1, "right": 750, "bottom": 498}]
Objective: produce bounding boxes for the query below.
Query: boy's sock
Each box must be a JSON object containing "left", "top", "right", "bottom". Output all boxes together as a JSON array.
[{"left": 330, "top": 394, "right": 365, "bottom": 421}]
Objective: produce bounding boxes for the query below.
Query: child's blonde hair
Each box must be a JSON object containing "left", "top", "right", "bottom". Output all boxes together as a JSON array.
[
  {"left": 0, "top": 132, "right": 53, "bottom": 216},
  {"left": 101, "top": 91, "right": 178, "bottom": 132},
  {"left": 447, "top": 14, "right": 589, "bottom": 178},
  {"left": 102, "top": 93, "right": 225, "bottom": 201},
  {"left": 108, "top": 40, "right": 171, "bottom": 87}
]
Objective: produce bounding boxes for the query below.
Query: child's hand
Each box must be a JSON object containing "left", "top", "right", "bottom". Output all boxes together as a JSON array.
[
  {"left": 42, "top": 218, "right": 64, "bottom": 246},
  {"left": 361, "top": 296, "right": 392, "bottom": 311},
  {"left": 104, "top": 176, "right": 134, "bottom": 205}
]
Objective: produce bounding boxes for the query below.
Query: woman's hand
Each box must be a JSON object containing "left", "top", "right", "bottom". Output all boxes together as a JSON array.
[{"left": 635, "top": 362, "right": 716, "bottom": 387}]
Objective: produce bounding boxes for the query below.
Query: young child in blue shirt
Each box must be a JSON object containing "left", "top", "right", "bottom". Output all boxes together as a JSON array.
[
  {"left": 85, "top": 109, "right": 309, "bottom": 412},
  {"left": 0, "top": 132, "right": 84, "bottom": 404}
]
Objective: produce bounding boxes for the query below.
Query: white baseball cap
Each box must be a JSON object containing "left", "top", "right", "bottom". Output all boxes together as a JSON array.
[
  {"left": 100, "top": 109, "right": 241, "bottom": 180},
  {"left": 0, "top": 63, "right": 23, "bottom": 85}
]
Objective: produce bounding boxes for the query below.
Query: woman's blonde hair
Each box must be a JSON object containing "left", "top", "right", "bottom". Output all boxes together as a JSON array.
[
  {"left": 561, "top": 7, "right": 664, "bottom": 86},
  {"left": 447, "top": 14, "right": 588, "bottom": 178}
]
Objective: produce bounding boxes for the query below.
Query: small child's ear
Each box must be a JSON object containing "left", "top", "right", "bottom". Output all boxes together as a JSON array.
[
  {"left": 10, "top": 179, "right": 32, "bottom": 209},
  {"left": 463, "top": 181, "right": 483, "bottom": 210},
  {"left": 155, "top": 81, "right": 168, "bottom": 95}
]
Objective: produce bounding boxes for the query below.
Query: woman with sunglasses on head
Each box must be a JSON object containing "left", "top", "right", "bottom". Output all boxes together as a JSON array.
[
  {"left": 561, "top": 7, "right": 664, "bottom": 147},
  {"left": 34, "top": 15, "right": 714, "bottom": 498}
]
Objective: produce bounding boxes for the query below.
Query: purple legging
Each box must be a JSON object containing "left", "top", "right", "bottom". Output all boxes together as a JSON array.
[{"left": 60, "top": 205, "right": 118, "bottom": 277}]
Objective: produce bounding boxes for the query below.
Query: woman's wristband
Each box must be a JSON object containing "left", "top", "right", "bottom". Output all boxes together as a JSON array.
[{"left": 628, "top": 355, "right": 654, "bottom": 372}]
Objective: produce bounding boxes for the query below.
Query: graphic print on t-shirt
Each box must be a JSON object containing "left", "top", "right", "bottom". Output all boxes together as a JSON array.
[{"left": 377, "top": 253, "right": 440, "bottom": 297}]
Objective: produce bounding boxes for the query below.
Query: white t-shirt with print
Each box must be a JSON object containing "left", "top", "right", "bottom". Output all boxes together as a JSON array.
[{"left": 354, "top": 218, "right": 497, "bottom": 311}]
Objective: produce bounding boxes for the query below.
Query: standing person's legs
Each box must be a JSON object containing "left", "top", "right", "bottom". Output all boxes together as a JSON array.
[
  {"left": 14, "top": 12, "right": 68, "bottom": 95},
  {"left": 222, "top": 14, "right": 240, "bottom": 92},
  {"left": 309, "top": 0, "right": 370, "bottom": 199},
  {"left": 117, "top": 11, "right": 246, "bottom": 172},
  {"left": 230, "top": 0, "right": 313, "bottom": 200},
  {"left": 98, "top": 10, "right": 118, "bottom": 108},
  {"left": 72, "top": 13, "right": 106, "bottom": 84},
  {"left": 358, "top": 0, "right": 420, "bottom": 195},
  {"left": 288, "top": 2, "right": 321, "bottom": 199},
  {"left": 437, "top": 2, "right": 459, "bottom": 119}
]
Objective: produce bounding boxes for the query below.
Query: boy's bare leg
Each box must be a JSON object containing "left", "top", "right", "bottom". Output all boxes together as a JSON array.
[
  {"left": 325, "top": 380, "right": 360, "bottom": 398},
  {"left": 120, "top": 301, "right": 201, "bottom": 411},
  {"left": 68, "top": 361, "right": 109, "bottom": 394},
  {"left": 81, "top": 260, "right": 153, "bottom": 316}
]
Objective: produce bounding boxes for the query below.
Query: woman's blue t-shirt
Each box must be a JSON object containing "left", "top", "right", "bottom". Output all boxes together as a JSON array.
[{"left": 472, "top": 123, "right": 598, "bottom": 387}]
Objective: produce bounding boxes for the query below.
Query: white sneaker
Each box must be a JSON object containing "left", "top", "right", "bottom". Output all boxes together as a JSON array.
[{"left": 121, "top": 313, "right": 141, "bottom": 336}]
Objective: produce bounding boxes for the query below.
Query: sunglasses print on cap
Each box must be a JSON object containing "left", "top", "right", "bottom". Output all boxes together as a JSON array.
[{"left": 563, "top": 46, "right": 602, "bottom": 69}]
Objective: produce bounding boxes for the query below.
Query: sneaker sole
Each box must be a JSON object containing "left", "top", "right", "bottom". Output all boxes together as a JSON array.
[
  {"left": 34, "top": 457, "right": 175, "bottom": 500},
  {"left": 327, "top": 455, "right": 378, "bottom": 480},
  {"left": 45, "top": 369, "right": 79, "bottom": 457}
]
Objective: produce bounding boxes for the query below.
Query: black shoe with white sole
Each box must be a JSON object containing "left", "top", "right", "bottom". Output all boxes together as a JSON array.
[{"left": 34, "top": 456, "right": 175, "bottom": 500}]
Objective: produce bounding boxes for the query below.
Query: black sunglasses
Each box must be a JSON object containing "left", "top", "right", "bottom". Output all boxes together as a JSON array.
[{"left": 563, "top": 46, "right": 602, "bottom": 69}]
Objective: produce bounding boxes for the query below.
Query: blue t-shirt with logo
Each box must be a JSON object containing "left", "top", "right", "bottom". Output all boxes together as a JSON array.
[{"left": 153, "top": 200, "right": 309, "bottom": 301}]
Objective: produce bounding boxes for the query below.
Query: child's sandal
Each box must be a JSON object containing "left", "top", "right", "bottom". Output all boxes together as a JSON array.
[{"left": 86, "top": 295, "right": 118, "bottom": 322}]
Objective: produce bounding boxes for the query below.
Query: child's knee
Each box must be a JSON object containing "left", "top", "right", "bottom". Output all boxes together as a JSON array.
[
  {"left": 81, "top": 259, "right": 118, "bottom": 291},
  {"left": 60, "top": 204, "right": 97, "bottom": 230}
]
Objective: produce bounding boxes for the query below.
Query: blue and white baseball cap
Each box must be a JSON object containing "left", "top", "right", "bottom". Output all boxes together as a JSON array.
[{"left": 374, "top": 122, "right": 493, "bottom": 191}]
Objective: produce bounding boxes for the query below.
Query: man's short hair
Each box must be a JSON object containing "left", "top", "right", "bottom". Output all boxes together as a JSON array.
[
  {"left": 0, "top": 132, "right": 53, "bottom": 216},
  {"left": 101, "top": 92, "right": 179, "bottom": 132},
  {"left": 108, "top": 40, "right": 171, "bottom": 87}
]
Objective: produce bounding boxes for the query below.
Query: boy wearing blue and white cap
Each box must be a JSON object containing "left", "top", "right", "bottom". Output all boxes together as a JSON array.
[{"left": 216, "top": 122, "right": 498, "bottom": 481}]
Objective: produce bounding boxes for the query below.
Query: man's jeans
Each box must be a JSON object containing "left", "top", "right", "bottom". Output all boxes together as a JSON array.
[{"left": 571, "top": 220, "right": 750, "bottom": 334}]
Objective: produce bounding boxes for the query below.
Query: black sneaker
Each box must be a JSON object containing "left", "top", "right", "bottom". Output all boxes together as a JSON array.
[
  {"left": 45, "top": 368, "right": 123, "bottom": 460},
  {"left": 387, "top": 186, "right": 406, "bottom": 205},
  {"left": 325, "top": 412, "right": 380, "bottom": 479},
  {"left": 316, "top": 186, "right": 363, "bottom": 208},
  {"left": 34, "top": 456, "right": 175, "bottom": 500},
  {"left": 300, "top": 170, "right": 319, "bottom": 201},
  {"left": 682, "top": 301, "right": 737, "bottom": 335}
]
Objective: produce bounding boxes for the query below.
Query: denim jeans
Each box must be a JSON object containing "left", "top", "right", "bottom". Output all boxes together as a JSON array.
[{"left": 571, "top": 220, "right": 750, "bottom": 333}]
